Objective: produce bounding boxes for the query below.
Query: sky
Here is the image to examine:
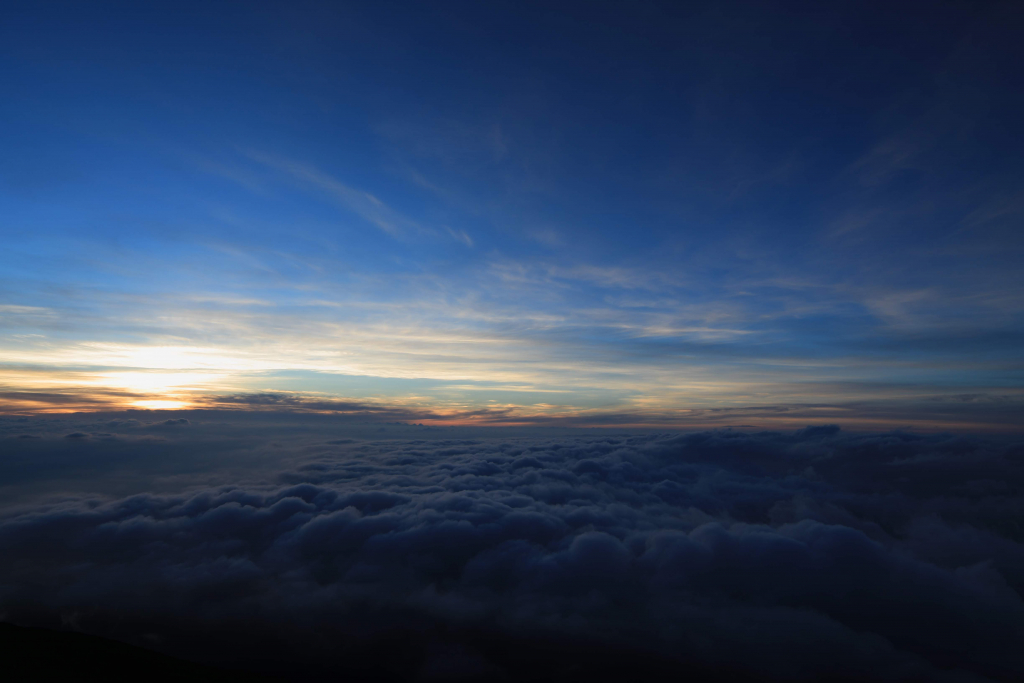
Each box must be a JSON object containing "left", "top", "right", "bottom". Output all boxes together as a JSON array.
[{"left": 2, "top": 0, "right": 1024, "bottom": 430}]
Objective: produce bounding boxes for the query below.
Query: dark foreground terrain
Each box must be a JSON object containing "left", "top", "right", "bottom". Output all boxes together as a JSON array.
[
  {"left": 1, "top": 622, "right": 275, "bottom": 682},
  {"left": 1, "top": 621, "right": 859, "bottom": 683}
]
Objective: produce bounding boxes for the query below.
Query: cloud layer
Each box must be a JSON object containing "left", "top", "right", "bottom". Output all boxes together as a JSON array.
[{"left": 2, "top": 419, "right": 1023, "bottom": 680}]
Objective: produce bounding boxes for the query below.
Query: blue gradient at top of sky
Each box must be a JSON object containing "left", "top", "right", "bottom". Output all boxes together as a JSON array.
[{"left": 2, "top": 0, "right": 1023, "bottom": 427}]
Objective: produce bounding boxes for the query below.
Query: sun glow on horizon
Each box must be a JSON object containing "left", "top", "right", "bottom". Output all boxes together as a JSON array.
[
  {"left": 132, "top": 399, "right": 193, "bottom": 410},
  {"left": 95, "top": 370, "right": 224, "bottom": 394}
]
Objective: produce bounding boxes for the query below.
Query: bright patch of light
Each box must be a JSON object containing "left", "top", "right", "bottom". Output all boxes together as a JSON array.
[
  {"left": 99, "top": 371, "right": 219, "bottom": 393},
  {"left": 133, "top": 399, "right": 191, "bottom": 410}
]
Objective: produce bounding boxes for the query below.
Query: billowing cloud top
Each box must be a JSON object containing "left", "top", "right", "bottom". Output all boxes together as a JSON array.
[{"left": 2, "top": 415, "right": 1023, "bottom": 680}]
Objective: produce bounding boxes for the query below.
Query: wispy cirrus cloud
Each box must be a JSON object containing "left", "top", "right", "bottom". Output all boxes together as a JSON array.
[
  {"left": 243, "top": 150, "right": 413, "bottom": 237},
  {"left": 3, "top": 235, "right": 1022, "bottom": 427}
]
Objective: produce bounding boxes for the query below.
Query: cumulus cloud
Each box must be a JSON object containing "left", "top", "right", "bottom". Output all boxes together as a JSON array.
[{"left": 1, "top": 421, "right": 1023, "bottom": 681}]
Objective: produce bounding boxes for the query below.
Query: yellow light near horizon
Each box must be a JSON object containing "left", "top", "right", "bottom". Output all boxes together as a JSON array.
[
  {"left": 109, "top": 346, "right": 219, "bottom": 370},
  {"left": 99, "top": 371, "right": 219, "bottom": 393},
  {"left": 133, "top": 399, "right": 191, "bottom": 410}
]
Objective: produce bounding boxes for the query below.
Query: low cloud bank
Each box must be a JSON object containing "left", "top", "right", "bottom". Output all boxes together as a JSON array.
[
  {"left": 2, "top": 424, "right": 1024, "bottom": 681},
  {"left": 4, "top": 388, "right": 1024, "bottom": 431}
]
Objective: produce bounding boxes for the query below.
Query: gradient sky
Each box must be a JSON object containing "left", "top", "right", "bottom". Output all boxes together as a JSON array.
[{"left": 2, "top": 0, "right": 1023, "bottom": 429}]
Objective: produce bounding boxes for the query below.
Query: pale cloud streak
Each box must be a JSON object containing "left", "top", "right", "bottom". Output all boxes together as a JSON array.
[{"left": 244, "top": 150, "right": 411, "bottom": 237}]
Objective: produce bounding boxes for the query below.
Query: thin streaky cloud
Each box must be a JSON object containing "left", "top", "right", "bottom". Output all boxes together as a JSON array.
[{"left": 244, "top": 150, "right": 410, "bottom": 237}]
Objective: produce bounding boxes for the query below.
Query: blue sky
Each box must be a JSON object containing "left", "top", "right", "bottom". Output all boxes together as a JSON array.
[{"left": 2, "top": 0, "right": 1023, "bottom": 429}]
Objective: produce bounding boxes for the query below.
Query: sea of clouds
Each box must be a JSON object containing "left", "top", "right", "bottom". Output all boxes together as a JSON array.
[{"left": 1, "top": 414, "right": 1023, "bottom": 681}]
